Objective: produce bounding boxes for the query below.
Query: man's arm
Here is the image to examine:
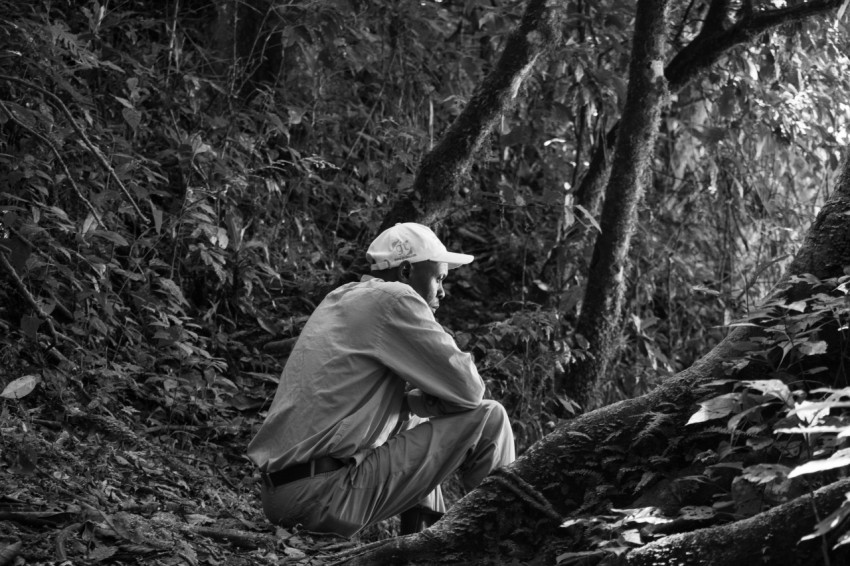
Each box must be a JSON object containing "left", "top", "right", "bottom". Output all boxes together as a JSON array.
[{"left": 378, "top": 290, "right": 485, "bottom": 417}]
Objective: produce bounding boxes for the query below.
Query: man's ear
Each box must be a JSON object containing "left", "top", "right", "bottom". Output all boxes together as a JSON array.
[{"left": 398, "top": 261, "right": 412, "bottom": 282}]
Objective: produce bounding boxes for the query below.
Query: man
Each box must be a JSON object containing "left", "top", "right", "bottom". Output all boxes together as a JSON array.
[{"left": 247, "top": 222, "right": 515, "bottom": 537}]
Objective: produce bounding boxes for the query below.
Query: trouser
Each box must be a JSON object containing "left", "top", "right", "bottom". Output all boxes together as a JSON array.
[{"left": 260, "top": 399, "right": 516, "bottom": 537}]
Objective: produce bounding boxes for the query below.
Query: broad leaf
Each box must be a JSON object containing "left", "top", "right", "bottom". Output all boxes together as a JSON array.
[
  {"left": 1, "top": 374, "right": 40, "bottom": 399},
  {"left": 687, "top": 393, "right": 742, "bottom": 425},
  {"left": 741, "top": 379, "right": 793, "bottom": 405},
  {"left": 789, "top": 449, "right": 850, "bottom": 478},
  {"left": 741, "top": 463, "right": 790, "bottom": 485}
]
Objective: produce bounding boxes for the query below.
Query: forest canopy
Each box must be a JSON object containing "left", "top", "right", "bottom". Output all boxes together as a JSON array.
[{"left": 2, "top": 0, "right": 850, "bottom": 564}]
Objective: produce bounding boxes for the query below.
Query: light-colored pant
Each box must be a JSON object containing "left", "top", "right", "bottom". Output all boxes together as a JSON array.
[{"left": 260, "top": 399, "right": 516, "bottom": 537}]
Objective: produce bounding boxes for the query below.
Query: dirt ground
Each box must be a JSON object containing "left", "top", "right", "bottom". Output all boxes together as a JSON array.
[{"left": 0, "top": 398, "right": 395, "bottom": 565}]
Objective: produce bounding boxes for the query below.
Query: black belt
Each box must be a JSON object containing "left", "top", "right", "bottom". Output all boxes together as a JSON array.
[{"left": 262, "top": 457, "right": 346, "bottom": 488}]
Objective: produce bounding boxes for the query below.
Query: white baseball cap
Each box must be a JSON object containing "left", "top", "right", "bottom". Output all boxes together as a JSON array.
[{"left": 366, "top": 223, "right": 474, "bottom": 271}]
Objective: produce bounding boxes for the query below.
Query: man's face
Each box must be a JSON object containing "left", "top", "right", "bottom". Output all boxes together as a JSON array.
[{"left": 407, "top": 260, "right": 448, "bottom": 313}]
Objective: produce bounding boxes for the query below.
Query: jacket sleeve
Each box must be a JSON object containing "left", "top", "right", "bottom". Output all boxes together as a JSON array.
[{"left": 376, "top": 289, "right": 485, "bottom": 417}]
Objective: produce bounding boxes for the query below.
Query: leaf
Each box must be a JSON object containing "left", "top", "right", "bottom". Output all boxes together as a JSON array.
[
  {"left": 678, "top": 506, "right": 715, "bottom": 521},
  {"left": 149, "top": 201, "right": 163, "bottom": 235},
  {"left": 800, "top": 496, "right": 850, "bottom": 542},
  {"left": 1, "top": 375, "right": 40, "bottom": 399},
  {"left": 741, "top": 379, "right": 793, "bottom": 405},
  {"left": 788, "top": 452, "right": 850, "bottom": 478},
  {"left": 776, "top": 425, "right": 850, "bottom": 435},
  {"left": 156, "top": 277, "right": 189, "bottom": 305},
  {"left": 838, "top": 0, "right": 850, "bottom": 21},
  {"left": 687, "top": 393, "right": 742, "bottom": 425},
  {"left": 799, "top": 340, "right": 828, "bottom": 356},
  {"left": 20, "top": 315, "right": 42, "bottom": 340},
  {"left": 112, "top": 95, "right": 134, "bottom": 109},
  {"left": 92, "top": 230, "right": 130, "bottom": 247},
  {"left": 740, "top": 463, "right": 790, "bottom": 485},
  {"left": 790, "top": 400, "right": 837, "bottom": 423},
  {"left": 574, "top": 204, "right": 601, "bottom": 233},
  {"left": 89, "top": 545, "right": 118, "bottom": 562},
  {"left": 82, "top": 212, "right": 99, "bottom": 235},
  {"left": 283, "top": 546, "right": 306, "bottom": 559},
  {"left": 784, "top": 300, "right": 807, "bottom": 312}
]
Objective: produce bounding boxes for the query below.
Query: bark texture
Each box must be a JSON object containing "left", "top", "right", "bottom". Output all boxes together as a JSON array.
[
  {"left": 379, "top": 0, "right": 563, "bottom": 230},
  {"left": 564, "top": 0, "right": 670, "bottom": 409},
  {"left": 342, "top": 151, "right": 850, "bottom": 564},
  {"left": 623, "top": 478, "right": 850, "bottom": 566}
]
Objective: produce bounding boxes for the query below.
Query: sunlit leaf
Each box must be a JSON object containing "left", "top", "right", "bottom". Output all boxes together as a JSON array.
[
  {"left": 741, "top": 379, "right": 793, "bottom": 405},
  {"left": 776, "top": 425, "right": 850, "bottom": 435},
  {"left": 741, "top": 463, "right": 790, "bottom": 484},
  {"left": 687, "top": 393, "right": 743, "bottom": 425},
  {"left": 799, "top": 340, "right": 828, "bottom": 356},
  {"left": 800, "top": 494, "right": 850, "bottom": 542},
  {"left": 1, "top": 374, "right": 40, "bottom": 399},
  {"left": 784, "top": 300, "right": 807, "bottom": 312},
  {"left": 791, "top": 400, "right": 834, "bottom": 424},
  {"left": 789, "top": 449, "right": 850, "bottom": 478}
]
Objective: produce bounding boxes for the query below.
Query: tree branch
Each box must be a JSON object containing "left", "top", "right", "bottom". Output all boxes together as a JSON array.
[
  {"left": 666, "top": 0, "right": 845, "bottom": 89},
  {"left": 0, "top": 101, "right": 104, "bottom": 227},
  {"left": 380, "top": 0, "right": 563, "bottom": 229},
  {"left": 545, "top": 0, "right": 845, "bottom": 293}
]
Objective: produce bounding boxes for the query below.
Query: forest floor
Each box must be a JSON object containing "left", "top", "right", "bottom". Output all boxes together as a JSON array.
[{"left": 0, "top": 375, "right": 399, "bottom": 566}]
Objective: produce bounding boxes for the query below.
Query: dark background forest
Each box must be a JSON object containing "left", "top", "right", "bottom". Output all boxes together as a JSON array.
[{"left": 2, "top": 0, "right": 850, "bottom": 564}]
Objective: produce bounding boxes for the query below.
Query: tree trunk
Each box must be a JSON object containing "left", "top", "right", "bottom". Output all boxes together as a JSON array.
[
  {"left": 340, "top": 149, "right": 850, "bottom": 565},
  {"left": 551, "top": 0, "right": 847, "bottom": 406},
  {"left": 563, "top": 0, "right": 670, "bottom": 410},
  {"left": 379, "top": 0, "right": 562, "bottom": 230}
]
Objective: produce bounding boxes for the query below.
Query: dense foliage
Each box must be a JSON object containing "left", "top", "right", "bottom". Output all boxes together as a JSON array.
[
  {"left": 1, "top": 0, "right": 849, "bottom": 448},
  {"left": 2, "top": 0, "right": 850, "bottom": 562}
]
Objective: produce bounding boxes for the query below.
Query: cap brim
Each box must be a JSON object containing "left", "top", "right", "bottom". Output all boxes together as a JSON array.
[{"left": 436, "top": 251, "right": 474, "bottom": 270}]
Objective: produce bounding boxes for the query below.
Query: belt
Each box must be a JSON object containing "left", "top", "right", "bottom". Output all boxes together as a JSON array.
[{"left": 262, "top": 457, "right": 346, "bottom": 488}]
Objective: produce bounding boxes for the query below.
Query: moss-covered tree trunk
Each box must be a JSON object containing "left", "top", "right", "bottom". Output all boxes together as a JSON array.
[
  {"left": 338, "top": 150, "right": 850, "bottom": 564},
  {"left": 563, "top": 0, "right": 669, "bottom": 410}
]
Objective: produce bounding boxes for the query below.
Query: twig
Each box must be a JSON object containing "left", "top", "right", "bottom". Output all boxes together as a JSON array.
[
  {"left": 0, "top": 74, "right": 148, "bottom": 221},
  {"left": 0, "top": 251, "right": 58, "bottom": 343},
  {"left": 0, "top": 100, "right": 104, "bottom": 227},
  {"left": 185, "top": 526, "right": 272, "bottom": 549},
  {"left": 317, "top": 540, "right": 359, "bottom": 553},
  {"left": 55, "top": 522, "right": 82, "bottom": 562}
]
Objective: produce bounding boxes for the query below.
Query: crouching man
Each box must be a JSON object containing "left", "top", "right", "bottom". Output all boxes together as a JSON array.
[{"left": 247, "top": 222, "right": 515, "bottom": 537}]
